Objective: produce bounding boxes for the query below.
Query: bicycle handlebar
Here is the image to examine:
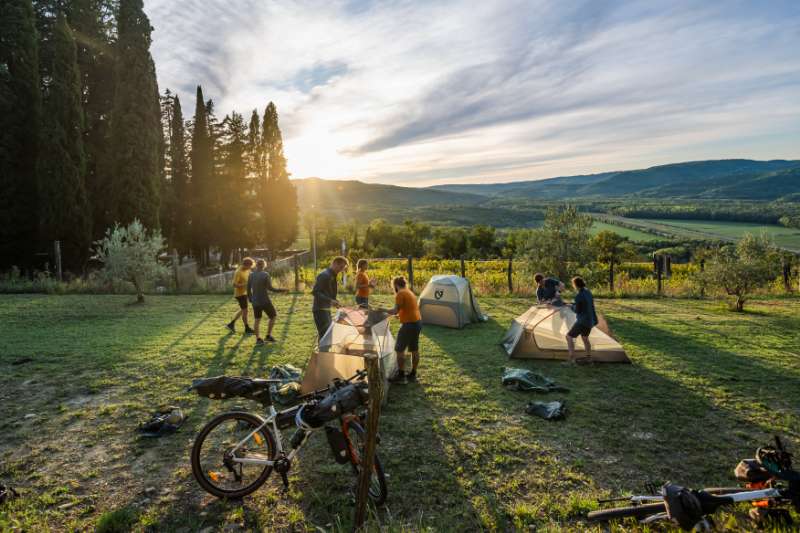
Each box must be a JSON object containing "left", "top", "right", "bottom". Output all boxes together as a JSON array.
[{"left": 294, "top": 369, "right": 368, "bottom": 402}]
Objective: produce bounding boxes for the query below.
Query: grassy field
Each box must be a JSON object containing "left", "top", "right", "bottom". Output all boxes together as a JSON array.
[
  {"left": 642, "top": 219, "right": 800, "bottom": 250},
  {"left": 589, "top": 221, "right": 661, "bottom": 242},
  {"left": 1, "top": 294, "right": 799, "bottom": 531}
]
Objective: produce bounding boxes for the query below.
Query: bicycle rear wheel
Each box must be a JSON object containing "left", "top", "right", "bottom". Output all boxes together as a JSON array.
[
  {"left": 191, "top": 411, "right": 276, "bottom": 499},
  {"left": 587, "top": 502, "right": 666, "bottom": 522},
  {"left": 345, "top": 419, "right": 388, "bottom": 506}
]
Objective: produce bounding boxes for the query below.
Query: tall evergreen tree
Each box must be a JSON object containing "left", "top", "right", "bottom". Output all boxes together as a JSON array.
[
  {"left": 259, "top": 102, "right": 298, "bottom": 253},
  {"left": 169, "top": 94, "right": 189, "bottom": 255},
  {"left": 68, "top": 0, "right": 115, "bottom": 239},
  {"left": 108, "top": 0, "right": 161, "bottom": 229},
  {"left": 0, "top": 0, "right": 42, "bottom": 269},
  {"left": 158, "top": 89, "right": 176, "bottom": 246},
  {"left": 190, "top": 85, "right": 213, "bottom": 263},
  {"left": 36, "top": 12, "right": 91, "bottom": 270},
  {"left": 217, "top": 112, "right": 249, "bottom": 265}
]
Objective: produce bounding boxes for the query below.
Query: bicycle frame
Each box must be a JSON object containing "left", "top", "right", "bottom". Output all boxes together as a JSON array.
[
  {"left": 228, "top": 405, "right": 362, "bottom": 467},
  {"left": 618, "top": 487, "right": 782, "bottom": 506}
]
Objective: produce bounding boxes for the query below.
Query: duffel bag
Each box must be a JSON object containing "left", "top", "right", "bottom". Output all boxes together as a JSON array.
[{"left": 189, "top": 376, "right": 272, "bottom": 405}]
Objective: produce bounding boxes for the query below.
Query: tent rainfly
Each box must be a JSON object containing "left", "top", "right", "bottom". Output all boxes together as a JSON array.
[
  {"left": 418, "top": 275, "right": 488, "bottom": 329},
  {"left": 501, "top": 305, "right": 630, "bottom": 363},
  {"left": 301, "top": 307, "right": 398, "bottom": 398}
]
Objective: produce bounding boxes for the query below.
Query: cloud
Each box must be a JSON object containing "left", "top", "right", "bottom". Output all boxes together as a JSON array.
[{"left": 145, "top": 0, "right": 800, "bottom": 185}]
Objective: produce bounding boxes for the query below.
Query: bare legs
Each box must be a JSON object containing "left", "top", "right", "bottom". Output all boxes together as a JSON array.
[{"left": 566, "top": 335, "right": 591, "bottom": 361}]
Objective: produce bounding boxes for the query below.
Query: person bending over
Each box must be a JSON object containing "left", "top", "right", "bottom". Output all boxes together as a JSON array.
[
  {"left": 566, "top": 276, "right": 598, "bottom": 364},
  {"left": 354, "top": 259, "right": 376, "bottom": 308},
  {"left": 247, "top": 259, "right": 287, "bottom": 346},
  {"left": 226, "top": 257, "right": 255, "bottom": 334},
  {"left": 312, "top": 256, "right": 349, "bottom": 338},
  {"left": 387, "top": 276, "right": 422, "bottom": 384},
  {"left": 534, "top": 273, "right": 565, "bottom": 306}
]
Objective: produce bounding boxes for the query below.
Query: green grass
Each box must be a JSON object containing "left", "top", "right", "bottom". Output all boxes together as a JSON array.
[
  {"left": 590, "top": 221, "right": 661, "bottom": 242},
  {"left": 1, "top": 293, "right": 799, "bottom": 531},
  {"left": 633, "top": 218, "right": 800, "bottom": 250}
]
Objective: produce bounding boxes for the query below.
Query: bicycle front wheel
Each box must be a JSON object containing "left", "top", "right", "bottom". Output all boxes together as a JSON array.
[
  {"left": 345, "top": 419, "right": 388, "bottom": 506},
  {"left": 587, "top": 502, "right": 666, "bottom": 522},
  {"left": 191, "top": 411, "right": 276, "bottom": 499}
]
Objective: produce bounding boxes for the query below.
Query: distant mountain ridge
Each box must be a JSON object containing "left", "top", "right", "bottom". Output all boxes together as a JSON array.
[{"left": 429, "top": 159, "right": 800, "bottom": 200}]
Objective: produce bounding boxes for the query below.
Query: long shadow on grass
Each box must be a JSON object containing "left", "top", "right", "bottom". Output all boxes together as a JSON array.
[{"left": 420, "top": 315, "right": 798, "bottom": 527}]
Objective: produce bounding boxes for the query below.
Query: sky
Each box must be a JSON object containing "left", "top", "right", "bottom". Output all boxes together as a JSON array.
[{"left": 145, "top": 0, "right": 800, "bottom": 186}]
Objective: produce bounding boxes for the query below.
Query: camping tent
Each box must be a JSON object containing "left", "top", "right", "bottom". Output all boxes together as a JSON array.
[
  {"left": 301, "top": 307, "right": 398, "bottom": 396},
  {"left": 501, "top": 304, "right": 630, "bottom": 363},
  {"left": 418, "top": 275, "right": 488, "bottom": 328}
]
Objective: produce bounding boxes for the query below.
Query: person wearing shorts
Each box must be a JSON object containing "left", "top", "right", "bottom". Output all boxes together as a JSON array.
[
  {"left": 226, "top": 258, "right": 254, "bottom": 334},
  {"left": 247, "top": 259, "right": 287, "bottom": 346},
  {"left": 354, "top": 259, "right": 375, "bottom": 308},
  {"left": 387, "top": 276, "right": 422, "bottom": 384},
  {"left": 566, "top": 276, "right": 598, "bottom": 364}
]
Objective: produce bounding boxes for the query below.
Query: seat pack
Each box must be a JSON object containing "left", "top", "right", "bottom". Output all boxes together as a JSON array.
[{"left": 190, "top": 376, "right": 272, "bottom": 406}]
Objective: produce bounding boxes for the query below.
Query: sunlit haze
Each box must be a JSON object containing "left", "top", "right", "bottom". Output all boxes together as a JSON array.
[{"left": 146, "top": 0, "right": 800, "bottom": 186}]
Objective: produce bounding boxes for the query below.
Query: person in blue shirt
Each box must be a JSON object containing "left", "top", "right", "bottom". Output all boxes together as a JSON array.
[
  {"left": 566, "top": 276, "right": 598, "bottom": 364},
  {"left": 311, "top": 256, "right": 348, "bottom": 338},
  {"left": 534, "top": 273, "right": 565, "bottom": 305}
]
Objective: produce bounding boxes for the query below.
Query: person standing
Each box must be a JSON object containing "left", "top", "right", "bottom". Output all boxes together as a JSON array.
[
  {"left": 247, "top": 259, "right": 288, "bottom": 346},
  {"left": 387, "top": 276, "right": 422, "bottom": 384},
  {"left": 534, "top": 273, "right": 565, "bottom": 305},
  {"left": 354, "top": 259, "right": 376, "bottom": 308},
  {"left": 226, "top": 258, "right": 255, "bottom": 334},
  {"left": 566, "top": 276, "right": 598, "bottom": 364},
  {"left": 312, "top": 256, "right": 349, "bottom": 338}
]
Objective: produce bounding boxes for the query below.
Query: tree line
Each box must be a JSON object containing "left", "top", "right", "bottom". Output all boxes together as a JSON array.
[{"left": 0, "top": 0, "right": 298, "bottom": 273}]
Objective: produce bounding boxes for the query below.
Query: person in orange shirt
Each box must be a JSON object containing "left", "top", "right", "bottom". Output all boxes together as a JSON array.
[
  {"left": 387, "top": 276, "right": 422, "bottom": 384},
  {"left": 354, "top": 259, "right": 376, "bottom": 308}
]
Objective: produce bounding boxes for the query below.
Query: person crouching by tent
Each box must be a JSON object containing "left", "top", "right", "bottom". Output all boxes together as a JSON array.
[
  {"left": 226, "top": 257, "right": 255, "bottom": 334},
  {"left": 387, "top": 276, "right": 422, "bottom": 384},
  {"left": 247, "top": 259, "right": 288, "bottom": 346},
  {"left": 566, "top": 276, "right": 598, "bottom": 365},
  {"left": 354, "top": 259, "right": 376, "bottom": 308},
  {"left": 311, "top": 256, "right": 348, "bottom": 338},
  {"left": 534, "top": 273, "right": 565, "bottom": 306}
]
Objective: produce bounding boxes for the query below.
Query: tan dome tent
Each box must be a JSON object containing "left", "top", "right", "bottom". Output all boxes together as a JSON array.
[
  {"left": 302, "top": 307, "right": 398, "bottom": 398},
  {"left": 418, "top": 275, "right": 488, "bottom": 329},
  {"left": 501, "top": 305, "right": 630, "bottom": 363}
]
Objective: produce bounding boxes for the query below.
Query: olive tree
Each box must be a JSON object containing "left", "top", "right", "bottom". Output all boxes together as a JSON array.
[
  {"left": 702, "top": 232, "right": 779, "bottom": 311},
  {"left": 589, "top": 230, "right": 636, "bottom": 291},
  {"left": 524, "top": 205, "right": 592, "bottom": 282},
  {"left": 94, "top": 220, "right": 168, "bottom": 303}
]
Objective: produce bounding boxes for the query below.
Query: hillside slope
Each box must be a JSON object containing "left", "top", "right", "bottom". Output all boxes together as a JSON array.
[{"left": 430, "top": 159, "right": 800, "bottom": 200}]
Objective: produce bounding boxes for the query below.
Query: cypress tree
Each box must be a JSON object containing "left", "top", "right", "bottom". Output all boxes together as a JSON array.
[
  {"left": 217, "top": 112, "right": 248, "bottom": 265},
  {"left": 190, "top": 85, "right": 213, "bottom": 263},
  {"left": 169, "top": 94, "right": 189, "bottom": 255},
  {"left": 36, "top": 12, "right": 91, "bottom": 271},
  {"left": 260, "top": 102, "right": 298, "bottom": 253},
  {"left": 68, "top": 0, "right": 115, "bottom": 239},
  {"left": 158, "top": 89, "right": 175, "bottom": 246},
  {"left": 108, "top": 0, "right": 161, "bottom": 229},
  {"left": 0, "top": 0, "right": 42, "bottom": 269}
]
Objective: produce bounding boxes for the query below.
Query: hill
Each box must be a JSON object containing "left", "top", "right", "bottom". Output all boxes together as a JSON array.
[
  {"left": 295, "top": 177, "right": 483, "bottom": 208},
  {"left": 430, "top": 159, "right": 800, "bottom": 200}
]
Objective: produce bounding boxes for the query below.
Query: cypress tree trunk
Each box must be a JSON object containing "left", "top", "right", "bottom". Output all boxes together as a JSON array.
[
  {"left": 108, "top": 0, "right": 161, "bottom": 230},
  {"left": 37, "top": 13, "right": 92, "bottom": 272},
  {"left": 0, "top": 0, "right": 42, "bottom": 270}
]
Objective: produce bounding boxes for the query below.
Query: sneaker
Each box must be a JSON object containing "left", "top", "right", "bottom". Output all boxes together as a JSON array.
[
  {"left": 265, "top": 335, "right": 277, "bottom": 343},
  {"left": 225, "top": 322, "right": 235, "bottom": 333},
  {"left": 255, "top": 338, "right": 265, "bottom": 346},
  {"left": 244, "top": 326, "right": 255, "bottom": 335},
  {"left": 389, "top": 371, "right": 407, "bottom": 384},
  {"left": 407, "top": 370, "right": 417, "bottom": 382}
]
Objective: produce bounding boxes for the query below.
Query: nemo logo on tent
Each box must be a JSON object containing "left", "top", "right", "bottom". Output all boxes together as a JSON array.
[{"left": 434, "top": 290, "right": 444, "bottom": 300}]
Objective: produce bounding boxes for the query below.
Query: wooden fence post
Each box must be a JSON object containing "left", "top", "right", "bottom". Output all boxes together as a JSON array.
[
  {"left": 354, "top": 354, "right": 382, "bottom": 531},
  {"left": 782, "top": 256, "right": 791, "bottom": 293},
  {"left": 293, "top": 253, "right": 300, "bottom": 292},
  {"left": 609, "top": 259, "right": 614, "bottom": 292},
  {"left": 407, "top": 255, "right": 413, "bottom": 291},
  {"left": 460, "top": 255, "right": 466, "bottom": 278},
  {"left": 54, "top": 240, "right": 62, "bottom": 281},
  {"left": 172, "top": 249, "right": 180, "bottom": 289},
  {"left": 507, "top": 256, "right": 513, "bottom": 295},
  {"left": 656, "top": 257, "right": 662, "bottom": 296}
]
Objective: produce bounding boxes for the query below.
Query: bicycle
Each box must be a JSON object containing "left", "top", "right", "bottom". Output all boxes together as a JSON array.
[
  {"left": 188, "top": 369, "right": 387, "bottom": 505},
  {"left": 587, "top": 437, "right": 800, "bottom": 530}
]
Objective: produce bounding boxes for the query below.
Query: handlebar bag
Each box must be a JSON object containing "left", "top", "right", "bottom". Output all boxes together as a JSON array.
[
  {"left": 299, "top": 382, "right": 369, "bottom": 427},
  {"left": 735, "top": 459, "right": 772, "bottom": 483},
  {"left": 190, "top": 376, "right": 272, "bottom": 406}
]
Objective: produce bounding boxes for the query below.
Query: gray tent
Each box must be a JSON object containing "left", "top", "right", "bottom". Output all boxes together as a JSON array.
[{"left": 418, "top": 275, "right": 487, "bottom": 329}]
